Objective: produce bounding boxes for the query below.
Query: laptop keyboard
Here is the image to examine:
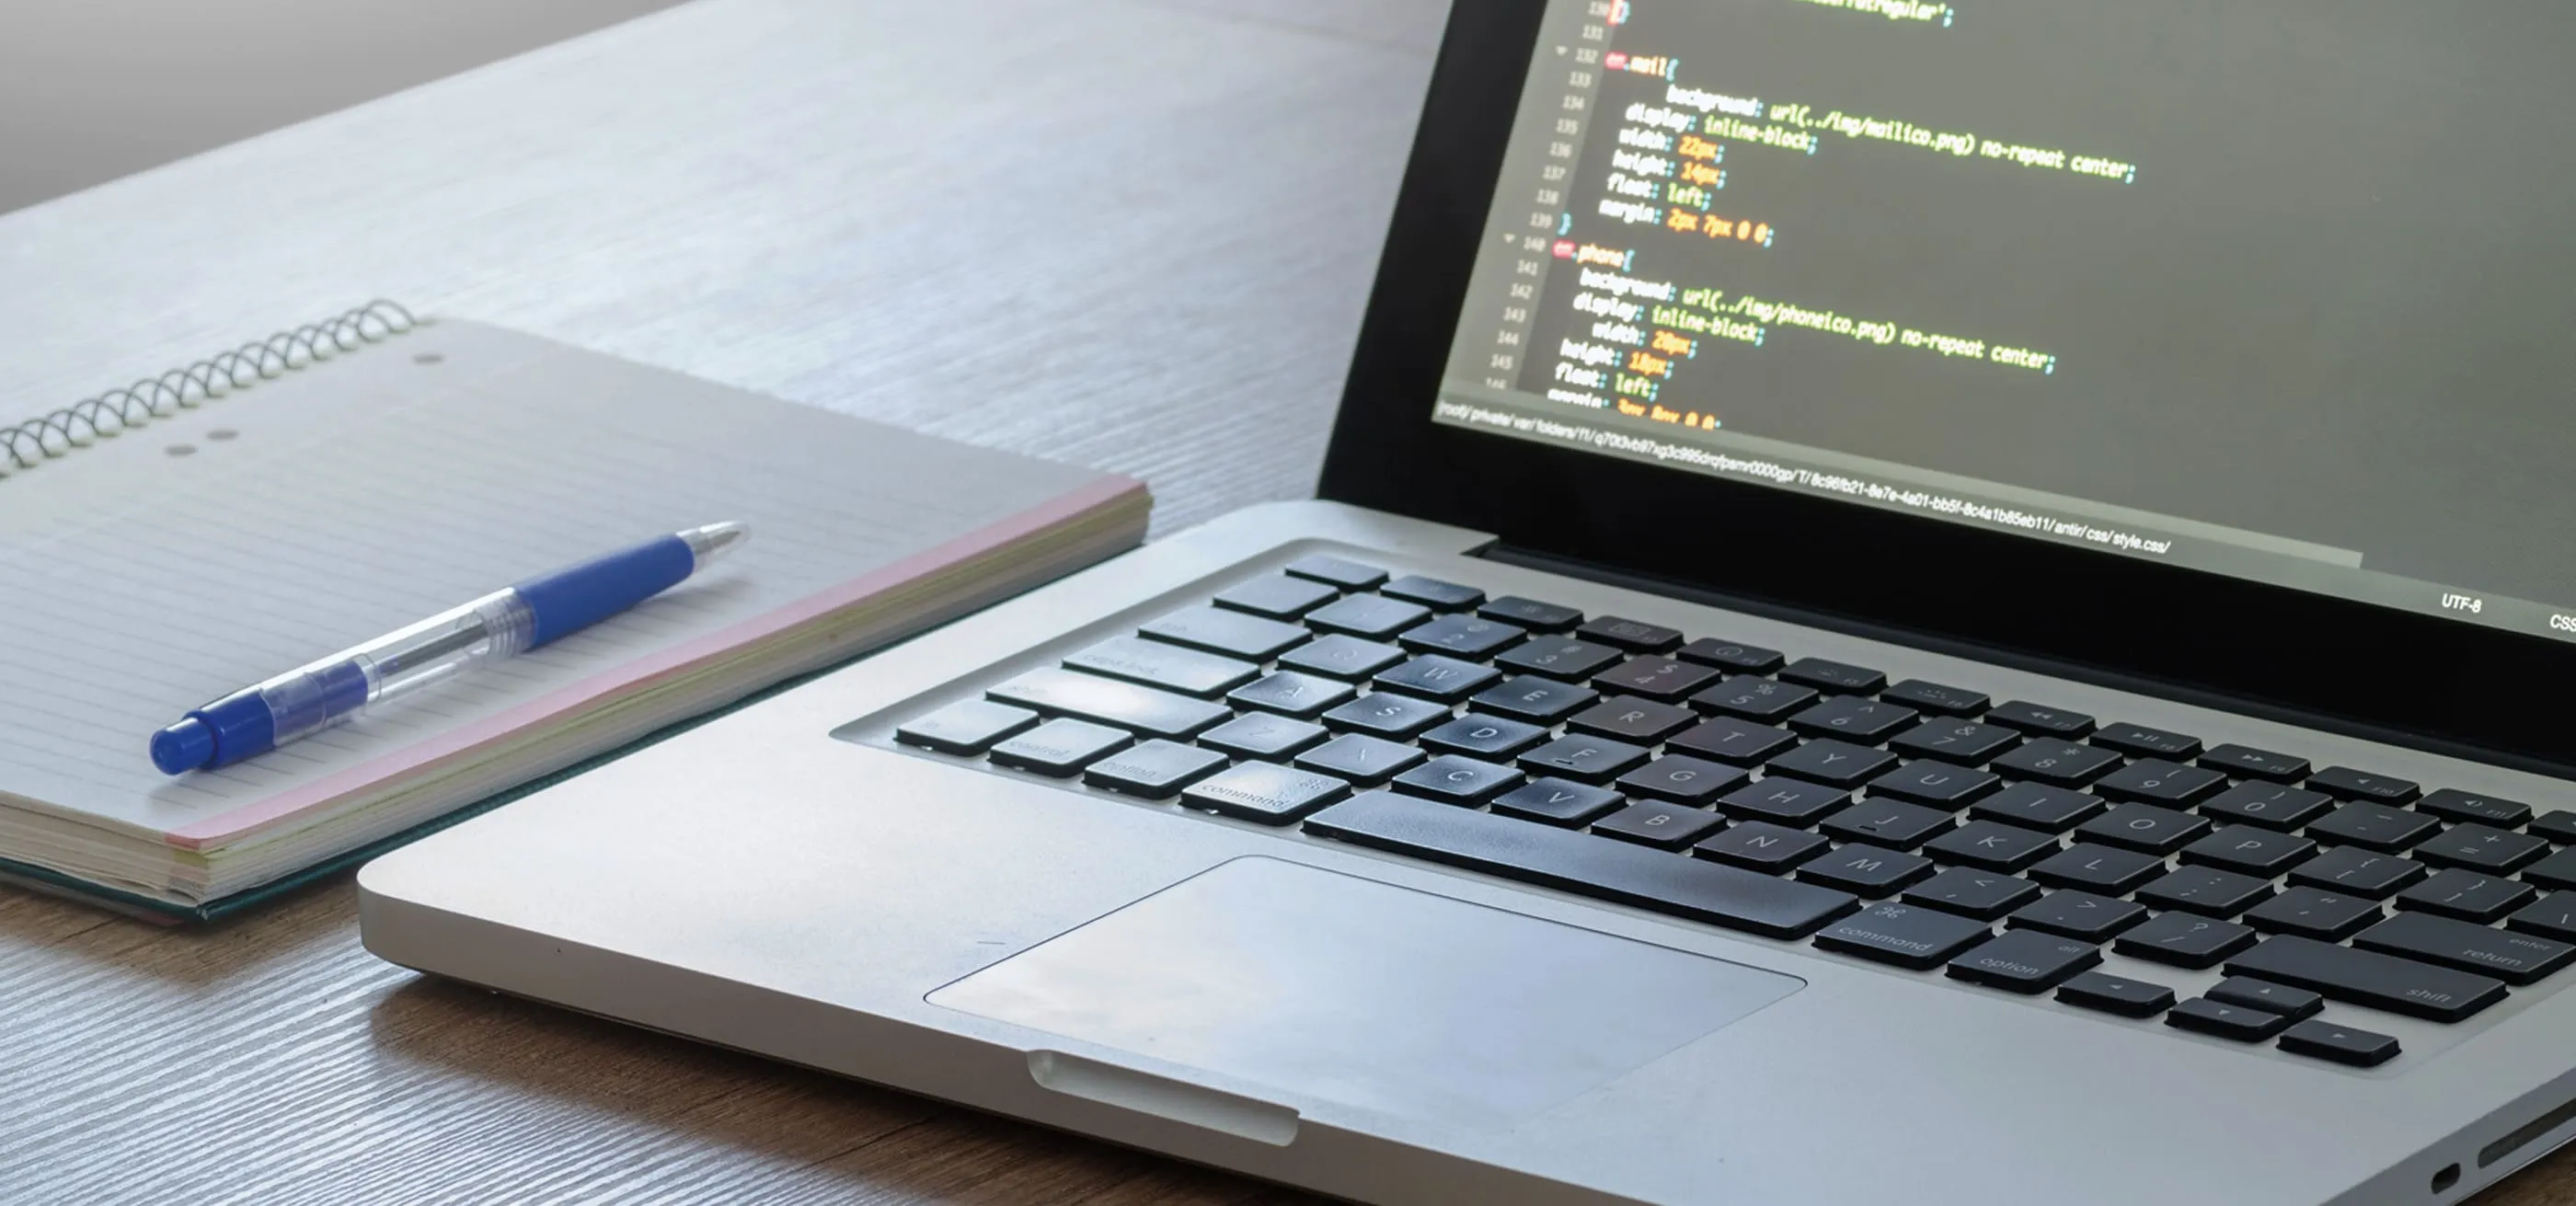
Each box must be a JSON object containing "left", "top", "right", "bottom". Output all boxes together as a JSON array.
[{"left": 886, "top": 553, "right": 2576, "bottom": 1070}]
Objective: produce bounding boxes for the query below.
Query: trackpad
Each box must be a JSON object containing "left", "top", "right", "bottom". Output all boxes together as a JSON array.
[{"left": 928, "top": 856, "right": 1802, "bottom": 1130}]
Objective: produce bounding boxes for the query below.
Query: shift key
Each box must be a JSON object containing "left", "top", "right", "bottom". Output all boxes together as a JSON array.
[
  {"left": 989, "top": 668, "right": 1231, "bottom": 739},
  {"left": 2225, "top": 936, "right": 2509, "bottom": 1022}
]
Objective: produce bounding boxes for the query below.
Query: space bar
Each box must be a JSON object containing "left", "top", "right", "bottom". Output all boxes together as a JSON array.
[{"left": 1303, "top": 791, "right": 1859, "bottom": 938}]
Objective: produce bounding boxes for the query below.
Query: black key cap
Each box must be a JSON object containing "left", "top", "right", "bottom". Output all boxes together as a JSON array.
[
  {"left": 1319, "top": 692, "right": 1451, "bottom": 739},
  {"left": 1306, "top": 593, "right": 1432, "bottom": 639},
  {"left": 1379, "top": 574, "right": 1484, "bottom": 611},
  {"left": 2199, "top": 782, "right": 2336, "bottom": 831},
  {"left": 2206, "top": 977, "right": 2324, "bottom": 1019},
  {"left": 1495, "top": 637, "right": 1627, "bottom": 681},
  {"left": 2535, "top": 812, "right": 2576, "bottom": 844},
  {"left": 2415, "top": 788, "right": 2533, "bottom": 829},
  {"left": 1992, "top": 740, "right": 2122, "bottom": 787},
  {"left": 1693, "top": 821, "right": 1830, "bottom": 872},
  {"left": 2286, "top": 846, "right": 2428, "bottom": 899},
  {"left": 2090, "top": 722, "right": 2203, "bottom": 760},
  {"left": 2056, "top": 971, "right": 2175, "bottom": 1017},
  {"left": 1890, "top": 719, "right": 2022, "bottom": 765},
  {"left": 1082, "top": 740, "right": 1229, "bottom": 798},
  {"left": 2225, "top": 936, "right": 2508, "bottom": 1022},
  {"left": 1277, "top": 634, "right": 1406, "bottom": 679},
  {"left": 1689, "top": 675, "right": 1819, "bottom": 722},
  {"left": 1391, "top": 754, "right": 1524, "bottom": 806},
  {"left": 1418, "top": 714, "right": 1548, "bottom": 759},
  {"left": 1822, "top": 801, "right": 1956, "bottom": 851},
  {"left": 1292, "top": 733, "right": 1426, "bottom": 787},
  {"left": 2244, "top": 887, "right": 2383, "bottom": 941},
  {"left": 1674, "top": 637, "right": 1784, "bottom": 674},
  {"left": 2115, "top": 913, "right": 2258, "bottom": 969},
  {"left": 989, "top": 669, "right": 1231, "bottom": 739},
  {"left": 1985, "top": 701, "right": 2095, "bottom": 738},
  {"left": 2396, "top": 869, "right": 2535, "bottom": 923},
  {"left": 2179, "top": 825, "right": 2316, "bottom": 878},
  {"left": 2413, "top": 822, "right": 2549, "bottom": 874},
  {"left": 2134, "top": 867, "right": 2273, "bottom": 918},
  {"left": 2010, "top": 890, "right": 2147, "bottom": 941},
  {"left": 2166, "top": 998, "right": 2294, "bottom": 1041},
  {"left": 1182, "top": 761, "right": 1351, "bottom": 823},
  {"left": 2353, "top": 912, "right": 2576, "bottom": 986},
  {"left": 895, "top": 699, "right": 1039, "bottom": 754},
  {"left": 1869, "top": 761, "right": 2001, "bottom": 808},
  {"left": 1304, "top": 791, "right": 1860, "bottom": 937},
  {"left": 1812, "top": 902, "right": 1990, "bottom": 970},
  {"left": 989, "top": 718, "right": 1133, "bottom": 775},
  {"left": 1667, "top": 717, "right": 1800, "bottom": 765},
  {"left": 1065, "top": 636, "right": 1260, "bottom": 697},
  {"left": 2307, "top": 801, "right": 2440, "bottom": 853},
  {"left": 1565, "top": 696, "right": 1698, "bottom": 742},
  {"left": 2308, "top": 765, "right": 2421, "bottom": 805},
  {"left": 1716, "top": 776, "right": 1850, "bottom": 826},
  {"left": 1765, "top": 739, "right": 1898, "bottom": 788},
  {"left": 1616, "top": 755, "right": 1750, "bottom": 805},
  {"left": 1226, "top": 671, "right": 1356, "bottom": 718},
  {"left": 2278, "top": 1020, "right": 2401, "bottom": 1068},
  {"left": 1374, "top": 654, "right": 1500, "bottom": 703},
  {"left": 1947, "top": 929, "right": 2101, "bottom": 993},
  {"left": 1788, "top": 696, "right": 1919, "bottom": 743},
  {"left": 1489, "top": 777, "right": 1624, "bottom": 827},
  {"left": 2201, "top": 742, "right": 2308, "bottom": 782},
  {"left": 1139, "top": 606, "right": 1309, "bottom": 660},
  {"left": 1282, "top": 553, "right": 1385, "bottom": 590},
  {"left": 1903, "top": 868, "right": 2042, "bottom": 921},
  {"left": 2506, "top": 892, "right": 2576, "bottom": 942},
  {"left": 1198, "top": 712, "right": 1328, "bottom": 759},
  {"left": 1397, "top": 614, "right": 1525, "bottom": 659},
  {"left": 2076, "top": 804, "right": 2212, "bottom": 855},
  {"left": 1923, "top": 821, "right": 2059, "bottom": 872},
  {"left": 1971, "top": 782, "right": 2108, "bottom": 833},
  {"left": 1576, "top": 615, "right": 1684, "bottom": 653},
  {"left": 1880, "top": 679, "right": 1988, "bottom": 716},
  {"left": 1592, "top": 655, "right": 1722, "bottom": 702},
  {"left": 1467, "top": 674, "right": 1597, "bottom": 723},
  {"left": 1479, "top": 595, "right": 1583, "bottom": 631},
  {"left": 2029, "top": 844, "right": 2167, "bottom": 894},
  {"left": 1518, "top": 735, "right": 1652, "bottom": 785},
  {"left": 2092, "top": 760, "right": 2229, "bottom": 807},
  {"left": 1777, "top": 657, "right": 1885, "bottom": 695},
  {"left": 1213, "top": 573, "right": 1338, "bottom": 619},
  {"left": 1799, "top": 844, "right": 1934, "bottom": 897},
  {"left": 1593, "top": 800, "right": 1727, "bottom": 851}
]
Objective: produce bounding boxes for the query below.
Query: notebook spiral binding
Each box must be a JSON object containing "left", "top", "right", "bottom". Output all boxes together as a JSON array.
[{"left": 0, "top": 300, "right": 418, "bottom": 478}]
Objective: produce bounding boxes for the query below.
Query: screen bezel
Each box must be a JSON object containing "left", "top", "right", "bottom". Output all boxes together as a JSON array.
[{"left": 1318, "top": 0, "right": 2573, "bottom": 774}]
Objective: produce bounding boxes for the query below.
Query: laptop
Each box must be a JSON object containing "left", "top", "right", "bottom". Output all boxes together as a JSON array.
[{"left": 358, "top": 3, "right": 2576, "bottom": 1202}]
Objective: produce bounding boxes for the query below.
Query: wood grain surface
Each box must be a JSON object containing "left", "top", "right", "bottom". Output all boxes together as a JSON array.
[{"left": 0, "top": 1, "right": 2569, "bottom": 1202}]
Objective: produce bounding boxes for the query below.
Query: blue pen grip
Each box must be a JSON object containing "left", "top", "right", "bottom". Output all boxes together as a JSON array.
[{"left": 512, "top": 534, "right": 696, "bottom": 647}]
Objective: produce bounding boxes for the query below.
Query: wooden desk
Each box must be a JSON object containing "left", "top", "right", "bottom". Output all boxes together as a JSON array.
[{"left": 0, "top": 2, "right": 2566, "bottom": 1201}]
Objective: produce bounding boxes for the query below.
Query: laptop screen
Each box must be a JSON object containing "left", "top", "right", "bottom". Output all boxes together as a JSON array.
[{"left": 1436, "top": 0, "right": 2576, "bottom": 648}]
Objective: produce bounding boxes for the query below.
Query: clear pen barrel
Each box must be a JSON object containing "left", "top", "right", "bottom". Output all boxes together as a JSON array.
[{"left": 252, "top": 590, "right": 537, "bottom": 743}]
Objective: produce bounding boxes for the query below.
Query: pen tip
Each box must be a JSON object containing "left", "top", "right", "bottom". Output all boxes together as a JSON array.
[{"left": 682, "top": 521, "right": 750, "bottom": 569}]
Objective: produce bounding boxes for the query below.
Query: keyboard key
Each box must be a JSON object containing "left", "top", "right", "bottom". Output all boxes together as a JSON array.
[
  {"left": 989, "top": 669, "right": 1231, "bottom": 739},
  {"left": 1765, "top": 739, "right": 1897, "bottom": 788},
  {"left": 1970, "top": 782, "right": 2107, "bottom": 833},
  {"left": 1667, "top": 717, "right": 1800, "bottom": 765},
  {"left": 2413, "top": 822, "right": 2549, "bottom": 874},
  {"left": 1991, "top": 740, "right": 2122, "bottom": 787},
  {"left": 1467, "top": 675, "right": 1597, "bottom": 723},
  {"left": 1518, "top": 735, "right": 1652, "bottom": 785},
  {"left": 1822, "top": 801, "right": 1956, "bottom": 850},
  {"left": 1923, "top": 821, "right": 2059, "bottom": 872},
  {"left": 1495, "top": 637, "right": 1627, "bottom": 680},
  {"left": 1787, "top": 695, "right": 1918, "bottom": 743},
  {"left": 2307, "top": 802, "right": 2440, "bottom": 853},
  {"left": 2199, "top": 782, "right": 2336, "bottom": 831},
  {"left": 1303, "top": 791, "right": 1859, "bottom": 937},
  {"left": 1489, "top": 777, "right": 1624, "bottom": 827},
  {"left": 2200, "top": 743, "right": 2308, "bottom": 782},
  {"left": 1379, "top": 574, "right": 1483, "bottom": 611},
  {"left": 2225, "top": 936, "right": 2508, "bottom": 1022},
  {"left": 1903, "top": 868, "right": 2042, "bottom": 921},
  {"left": 2414, "top": 788, "right": 2534, "bottom": 829},
  {"left": 2029, "top": 844, "right": 2167, "bottom": 895},
  {"left": 1140, "top": 606, "right": 1309, "bottom": 660},
  {"left": 1592, "top": 655, "right": 1722, "bottom": 702},
  {"left": 1293, "top": 734, "right": 1426, "bottom": 786},
  {"left": 1984, "top": 701, "right": 2095, "bottom": 738},
  {"left": 1419, "top": 714, "right": 1548, "bottom": 759},
  {"left": 1716, "top": 776, "right": 1850, "bottom": 826},
  {"left": 989, "top": 718, "right": 1133, "bottom": 775},
  {"left": 1616, "top": 755, "right": 1750, "bottom": 805},
  {"left": 2115, "top": 913, "right": 2258, "bottom": 969},
  {"left": 1082, "top": 740, "right": 1228, "bottom": 798},
  {"left": 1282, "top": 554, "right": 1386, "bottom": 590},
  {"left": 1880, "top": 679, "right": 1988, "bottom": 716},
  {"left": 1391, "top": 755, "right": 1524, "bottom": 806},
  {"left": 2396, "top": 869, "right": 2535, "bottom": 923},
  {"left": 2076, "top": 804, "right": 2212, "bottom": 855},
  {"left": 2134, "top": 867, "right": 2273, "bottom": 918},
  {"left": 1306, "top": 594, "right": 1432, "bottom": 639},
  {"left": 1182, "top": 761, "right": 1351, "bottom": 823},
  {"left": 2505, "top": 892, "right": 2576, "bottom": 942},
  {"left": 1065, "top": 636, "right": 1259, "bottom": 697},
  {"left": 1868, "top": 761, "right": 2001, "bottom": 808},
  {"left": 2091, "top": 760, "right": 2228, "bottom": 807},
  {"left": 1947, "top": 929, "right": 2101, "bottom": 993},
  {"left": 2205, "top": 977, "right": 2324, "bottom": 1019},
  {"left": 895, "top": 699, "right": 1039, "bottom": 754},
  {"left": 1479, "top": 595, "right": 1583, "bottom": 631},
  {"left": 2286, "top": 846, "right": 2428, "bottom": 898},
  {"left": 2009, "top": 890, "right": 2147, "bottom": 941},
  {"left": 2179, "top": 825, "right": 2316, "bottom": 877},
  {"left": 1799, "top": 844, "right": 1934, "bottom": 897},
  {"left": 1890, "top": 719, "right": 2022, "bottom": 764},
  {"left": 1674, "top": 637, "right": 1784, "bottom": 673},
  {"left": 1576, "top": 616, "right": 1684, "bottom": 653},
  {"left": 1812, "top": 902, "right": 1990, "bottom": 970},
  {"left": 1225, "top": 671, "right": 1356, "bottom": 718},
  {"left": 1277, "top": 634, "right": 1407, "bottom": 679},
  {"left": 1565, "top": 696, "right": 1697, "bottom": 742},
  {"left": 2166, "top": 998, "right": 2294, "bottom": 1042},
  {"left": 1213, "top": 573, "right": 1338, "bottom": 618},
  {"left": 2056, "top": 971, "right": 2176, "bottom": 1018},
  {"left": 1689, "top": 675, "right": 1819, "bottom": 722},
  {"left": 2244, "top": 887, "right": 2383, "bottom": 941},
  {"left": 1693, "top": 821, "right": 1830, "bottom": 872},
  {"left": 1319, "top": 692, "right": 1450, "bottom": 739},
  {"left": 2534, "top": 812, "right": 2576, "bottom": 844},
  {"left": 2307, "top": 766, "right": 2421, "bottom": 805},
  {"left": 1373, "top": 654, "right": 1500, "bottom": 702},
  {"left": 2353, "top": 912, "right": 2575, "bottom": 985},
  {"left": 1198, "top": 712, "right": 1328, "bottom": 759},
  {"left": 2277, "top": 1020, "right": 2400, "bottom": 1068},
  {"left": 1397, "top": 614, "right": 1525, "bottom": 659},
  {"left": 1777, "top": 657, "right": 1885, "bottom": 695},
  {"left": 2090, "top": 722, "right": 2202, "bottom": 760},
  {"left": 1593, "top": 801, "right": 1727, "bottom": 851}
]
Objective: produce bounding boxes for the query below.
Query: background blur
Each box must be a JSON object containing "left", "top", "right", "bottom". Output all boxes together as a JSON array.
[{"left": 0, "top": 0, "right": 687, "bottom": 214}]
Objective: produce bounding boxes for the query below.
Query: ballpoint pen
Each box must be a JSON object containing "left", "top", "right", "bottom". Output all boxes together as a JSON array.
[{"left": 148, "top": 522, "right": 750, "bottom": 775}]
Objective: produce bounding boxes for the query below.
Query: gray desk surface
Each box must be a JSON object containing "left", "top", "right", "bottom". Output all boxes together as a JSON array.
[{"left": 0, "top": 2, "right": 2567, "bottom": 1202}]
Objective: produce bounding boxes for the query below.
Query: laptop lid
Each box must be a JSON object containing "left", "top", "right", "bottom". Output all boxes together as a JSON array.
[{"left": 1320, "top": 1, "right": 2576, "bottom": 775}]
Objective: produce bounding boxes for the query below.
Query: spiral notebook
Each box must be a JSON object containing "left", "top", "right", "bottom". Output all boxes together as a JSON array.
[{"left": 0, "top": 304, "right": 1151, "bottom": 921}]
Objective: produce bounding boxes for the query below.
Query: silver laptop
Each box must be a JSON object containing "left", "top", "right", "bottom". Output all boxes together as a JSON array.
[{"left": 358, "top": 3, "right": 2576, "bottom": 1202}]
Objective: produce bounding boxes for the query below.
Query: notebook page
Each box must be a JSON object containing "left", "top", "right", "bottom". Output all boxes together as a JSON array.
[{"left": 0, "top": 320, "right": 1120, "bottom": 848}]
